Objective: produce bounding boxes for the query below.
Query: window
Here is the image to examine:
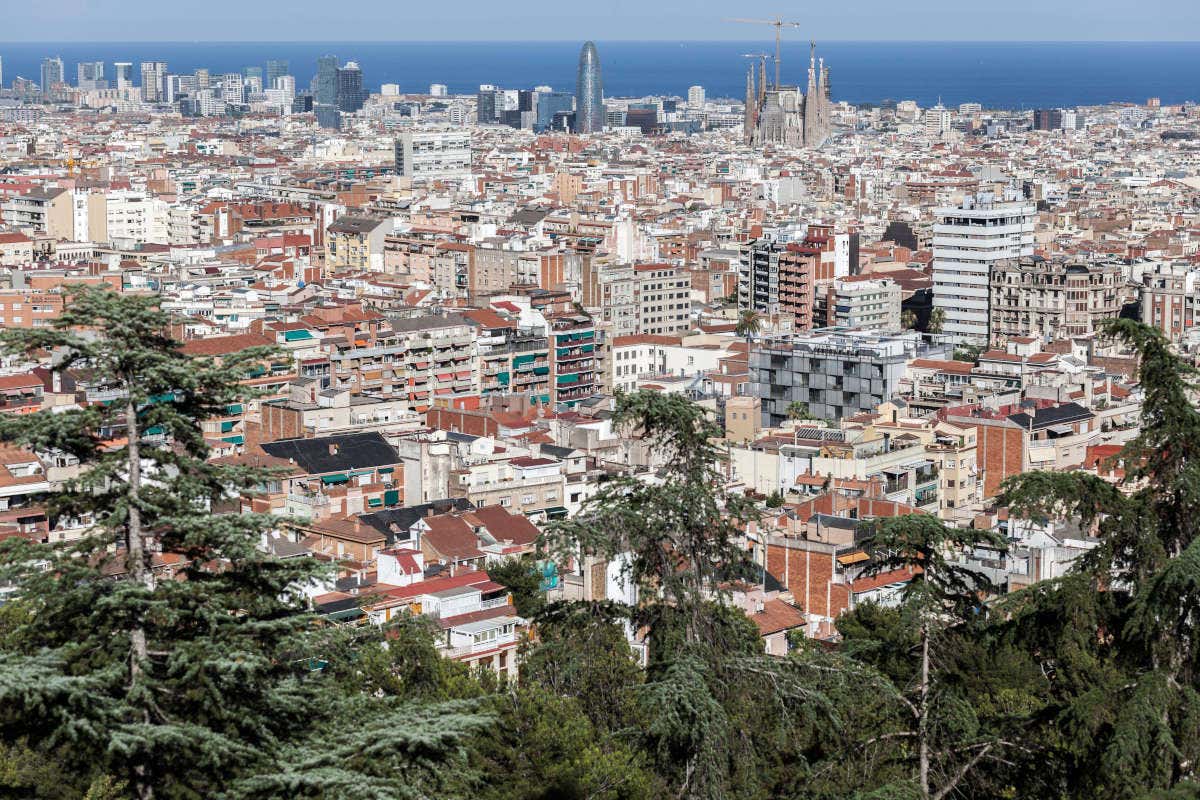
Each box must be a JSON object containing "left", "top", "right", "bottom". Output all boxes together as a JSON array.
[
  {"left": 499, "top": 497, "right": 511, "bottom": 507},
  {"left": 521, "top": 493, "right": 535, "bottom": 505}
]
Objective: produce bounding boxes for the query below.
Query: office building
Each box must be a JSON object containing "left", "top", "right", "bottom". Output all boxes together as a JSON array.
[
  {"left": 989, "top": 256, "right": 1124, "bottom": 345},
  {"left": 0, "top": 57, "right": 4, "bottom": 90},
  {"left": 750, "top": 329, "right": 931, "bottom": 424},
  {"left": 536, "top": 91, "right": 573, "bottom": 131},
  {"left": 477, "top": 85, "right": 499, "bottom": 124},
  {"left": 112, "top": 62, "right": 132, "bottom": 89},
  {"left": 932, "top": 196, "right": 1037, "bottom": 342},
  {"left": 688, "top": 85, "right": 706, "bottom": 108},
  {"left": 266, "top": 60, "right": 289, "bottom": 87},
  {"left": 140, "top": 61, "right": 167, "bottom": 102},
  {"left": 430, "top": 83, "right": 448, "bottom": 97},
  {"left": 574, "top": 41, "right": 604, "bottom": 133},
  {"left": 336, "top": 61, "right": 365, "bottom": 112},
  {"left": 1033, "top": 109, "right": 1064, "bottom": 131},
  {"left": 194, "top": 68, "right": 210, "bottom": 90},
  {"left": 244, "top": 66, "right": 262, "bottom": 82},
  {"left": 394, "top": 130, "right": 472, "bottom": 180},
  {"left": 40, "top": 57, "right": 64, "bottom": 99},
  {"left": 76, "top": 61, "right": 105, "bottom": 90},
  {"left": 314, "top": 55, "right": 338, "bottom": 106}
]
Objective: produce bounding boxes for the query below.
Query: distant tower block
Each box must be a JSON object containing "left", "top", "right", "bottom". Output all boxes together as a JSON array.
[{"left": 574, "top": 41, "right": 604, "bottom": 134}]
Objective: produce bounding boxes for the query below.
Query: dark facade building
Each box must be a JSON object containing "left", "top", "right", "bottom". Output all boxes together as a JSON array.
[
  {"left": 536, "top": 91, "right": 573, "bottom": 131},
  {"left": 574, "top": 41, "right": 603, "bottom": 134},
  {"left": 336, "top": 61, "right": 365, "bottom": 112}
]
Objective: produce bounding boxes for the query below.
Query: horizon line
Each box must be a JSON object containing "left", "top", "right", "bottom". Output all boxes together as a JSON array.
[{"left": 2, "top": 38, "right": 1200, "bottom": 45}]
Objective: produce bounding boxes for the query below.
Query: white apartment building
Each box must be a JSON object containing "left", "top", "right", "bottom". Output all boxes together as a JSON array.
[
  {"left": 688, "top": 85, "right": 706, "bottom": 109},
  {"left": 932, "top": 195, "right": 1037, "bottom": 342},
  {"left": 924, "top": 104, "right": 952, "bottom": 139},
  {"left": 394, "top": 130, "right": 472, "bottom": 180},
  {"left": 827, "top": 277, "right": 901, "bottom": 330}
]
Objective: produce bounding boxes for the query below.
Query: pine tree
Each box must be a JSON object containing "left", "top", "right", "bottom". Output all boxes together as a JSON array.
[
  {"left": 0, "top": 287, "right": 496, "bottom": 798},
  {"left": 999, "top": 318, "right": 1200, "bottom": 798}
]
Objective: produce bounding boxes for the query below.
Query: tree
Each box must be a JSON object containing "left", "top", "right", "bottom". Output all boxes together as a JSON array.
[
  {"left": 473, "top": 684, "right": 662, "bottom": 800},
  {"left": 0, "top": 287, "right": 488, "bottom": 799},
  {"left": 901, "top": 309, "right": 918, "bottom": 330},
  {"left": 520, "top": 601, "right": 644, "bottom": 735},
  {"left": 543, "top": 392, "right": 851, "bottom": 799},
  {"left": 997, "top": 318, "right": 1200, "bottom": 798},
  {"left": 786, "top": 401, "right": 814, "bottom": 422},
  {"left": 927, "top": 307, "right": 945, "bottom": 334},
  {"left": 735, "top": 309, "right": 763, "bottom": 375},
  {"left": 488, "top": 554, "right": 548, "bottom": 619},
  {"left": 852, "top": 513, "right": 1015, "bottom": 800}
]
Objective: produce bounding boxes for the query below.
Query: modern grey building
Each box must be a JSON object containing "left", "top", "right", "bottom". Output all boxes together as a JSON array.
[
  {"left": 574, "top": 41, "right": 603, "bottom": 134},
  {"left": 40, "top": 57, "right": 64, "bottom": 99},
  {"left": 394, "top": 130, "right": 472, "bottom": 180},
  {"left": 536, "top": 91, "right": 573, "bottom": 131},
  {"left": 750, "top": 328, "right": 944, "bottom": 424},
  {"left": 266, "top": 60, "right": 289, "bottom": 88},
  {"left": 314, "top": 55, "right": 339, "bottom": 104}
]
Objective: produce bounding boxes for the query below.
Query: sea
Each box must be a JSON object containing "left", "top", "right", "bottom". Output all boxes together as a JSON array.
[{"left": 2, "top": 41, "right": 1199, "bottom": 109}]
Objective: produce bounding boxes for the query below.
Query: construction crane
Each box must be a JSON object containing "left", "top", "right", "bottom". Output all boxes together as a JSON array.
[{"left": 727, "top": 18, "right": 802, "bottom": 89}]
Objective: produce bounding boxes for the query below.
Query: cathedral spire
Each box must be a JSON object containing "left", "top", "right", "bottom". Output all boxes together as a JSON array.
[{"left": 807, "top": 40, "right": 817, "bottom": 92}]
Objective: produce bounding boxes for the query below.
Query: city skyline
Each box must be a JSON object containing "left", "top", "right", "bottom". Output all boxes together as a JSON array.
[{"left": 1, "top": 0, "right": 1197, "bottom": 42}]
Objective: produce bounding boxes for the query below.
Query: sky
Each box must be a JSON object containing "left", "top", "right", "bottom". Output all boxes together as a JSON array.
[{"left": 1, "top": 0, "right": 1197, "bottom": 42}]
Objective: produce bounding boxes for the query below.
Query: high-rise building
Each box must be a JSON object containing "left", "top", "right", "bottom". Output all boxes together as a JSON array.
[
  {"left": 574, "top": 41, "right": 604, "bottom": 134},
  {"left": 266, "top": 60, "right": 289, "bottom": 87},
  {"left": 77, "top": 61, "right": 105, "bottom": 90},
  {"left": 1033, "top": 108, "right": 1064, "bottom": 131},
  {"left": 194, "top": 68, "right": 210, "bottom": 90},
  {"left": 536, "top": 91, "right": 573, "bottom": 131},
  {"left": 314, "top": 56, "right": 338, "bottom": 106},
  {"left": 476, "top": 85, "right": 499, "bottom": 125},
  {"left": 113, "top": 62, "right": 133, "bottom": 89},
  {"left": 140, "top": 61, "right": 167, "bottom": 102},
  {"left": 0, "top": 57, "right": 4, "bottom": 91},
  {"left": 220, "top": 73, "right": 244, "bottom": 104},
  {"left": 40, "top": 57, "right": 64, "bottom": 99},
  {"left": 336, "top": 61, "right": 365, "bottom": 112},
  {"left": 688, "top": 85, "right": 706, "bottom": 109},
  {"left": 924, "top": 103, "right": 952, "bottom": 139},
  {"left": 932, "top": 195, "right": 1037, "bottom": 342},
  {"left": 244, "top": 66, "right": 262, "bottom": 82},
  {"left": 430, "top": 83, "right": 448, "bottom": 97}
]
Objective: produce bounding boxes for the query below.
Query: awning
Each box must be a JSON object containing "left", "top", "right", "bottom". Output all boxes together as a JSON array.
[
  {"left": 321, "top": 473, "right": 349, "bottom": 484},
  {"left": 1048, "top": 424, "right": 1075, "bottom": 435}
]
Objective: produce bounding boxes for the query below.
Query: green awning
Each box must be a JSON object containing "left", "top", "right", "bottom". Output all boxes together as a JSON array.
[
  {"left": 544, "top": 506, "right": 569, "bottom": 519},
  {"left": 220, "top": 420, "right": 236, "bottom": 433},
  {"left": 367, "top": 497, "right": 382, "bottom": 507},
  {"left": 384, "top": 489, "right": 400, "bottom": 506},
  {"left": 222, "top": 434, "right": 245, "bottom": 445},
  {"left": 377, "top": 467, "right": 394, "bottom": 474},
  {"left": 321, "top": 473, "right": 349, "bottom": 484},
  {"left": 284, "top": 330, "right": 314, "bottom": 342}
]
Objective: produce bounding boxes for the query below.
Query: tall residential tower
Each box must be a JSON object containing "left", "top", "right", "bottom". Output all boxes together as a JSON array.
[{"left": 574, "top": 41, "right": 603, "bottom": 134}]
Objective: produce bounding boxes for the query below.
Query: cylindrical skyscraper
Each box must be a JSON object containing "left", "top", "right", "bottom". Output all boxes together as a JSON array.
[{"left": 574, "top": 41, "right": 603, "bottom": 134}]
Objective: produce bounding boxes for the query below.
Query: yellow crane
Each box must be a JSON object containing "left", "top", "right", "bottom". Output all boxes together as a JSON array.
[{"left": 727, "top": 17, "right": 802, "bottom": 89}]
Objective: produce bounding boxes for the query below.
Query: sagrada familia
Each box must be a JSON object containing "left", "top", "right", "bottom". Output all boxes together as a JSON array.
[{"left": 744, "top": 43, "right": 832, "bottom": 149}]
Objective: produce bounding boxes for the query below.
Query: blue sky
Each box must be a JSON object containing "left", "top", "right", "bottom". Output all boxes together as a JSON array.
[{"left": 2, "top": 0, "right": 1196, "bottom": 42}]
